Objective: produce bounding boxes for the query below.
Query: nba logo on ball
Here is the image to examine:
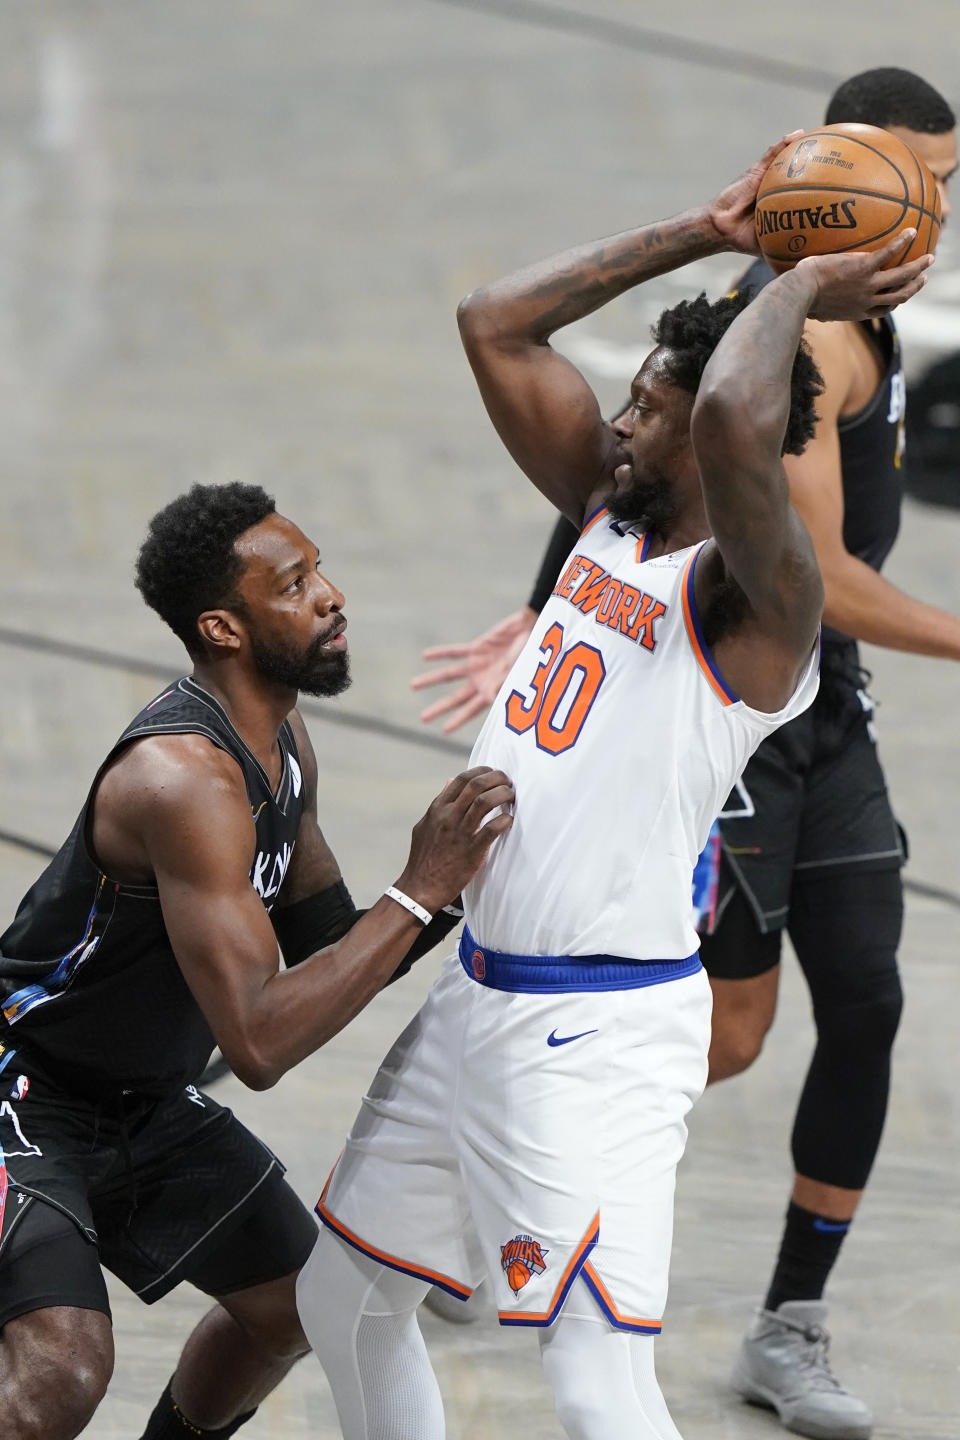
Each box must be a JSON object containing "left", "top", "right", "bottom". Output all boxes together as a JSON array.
[
  {"left": 501, "top": 1234, "right": 549, "bottom": 1294},
  {"left": 755, "top": 122, "right": 942, "bottom": 274},
  {"left": 786, "top": 137, "right": 818, "bottom": 180}
]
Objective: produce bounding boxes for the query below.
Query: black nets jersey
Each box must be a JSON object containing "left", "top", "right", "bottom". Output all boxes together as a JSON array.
[
  {"left": 736, "top": 258, "right": 906, "bottom": 648},
  {"left": 0, "top": 678, "right": 303, "bottom": 1098}
]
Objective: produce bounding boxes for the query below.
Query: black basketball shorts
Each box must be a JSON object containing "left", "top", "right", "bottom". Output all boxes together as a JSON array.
[
  {"left": 0, "top": 1058, "right": 318, "bottom": 1329},
  {"left": 705, "top": 659, "right": 904, "bottom": 958}
]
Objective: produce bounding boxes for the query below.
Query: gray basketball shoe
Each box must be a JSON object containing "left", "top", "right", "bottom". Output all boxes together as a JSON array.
[{"left": 731, "top": 1300, "right": 873, "bottom": 1439}]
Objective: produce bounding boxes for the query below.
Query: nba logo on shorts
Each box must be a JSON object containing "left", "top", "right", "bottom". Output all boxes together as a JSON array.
[
  {"left": 472, "top": 949, "right": 485, "bottom": 980},
  {"left": 500, "top": 1233, "right": 549, "bottom": 1294}
]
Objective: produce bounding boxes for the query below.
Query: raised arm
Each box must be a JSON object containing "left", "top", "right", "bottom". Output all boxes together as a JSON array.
[
  {"left": 457, "top": 138, "right": 801, "bottom": 527},
  {"left": 786, "top": 322, "right": 960, "bottom": 659},
  {"left": 689, "top": 235, "right": 933, "bottom": 709}
]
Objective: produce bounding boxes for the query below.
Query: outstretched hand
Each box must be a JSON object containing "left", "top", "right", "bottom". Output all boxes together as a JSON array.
[
  {"left": 708, "top": 132, "right": 805, "bottom": 255},
  {"left": 411, "top": 607, "right": 538, "bottom": 734},
  {"left": 798, "top": 231, "right": 934, "bottom": 321}
]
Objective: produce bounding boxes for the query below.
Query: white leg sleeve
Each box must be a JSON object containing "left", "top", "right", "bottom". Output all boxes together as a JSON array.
[
  {"left": 296, "top": 1226, "right": 445, "bottom": 1440},
  {"left": 537, "top": 1279, "right": 684, "bottom": 1440}
]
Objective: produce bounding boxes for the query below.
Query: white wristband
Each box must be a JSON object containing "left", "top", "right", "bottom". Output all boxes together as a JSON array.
[{"left": 384, "top": 886, "right": 433, "bottom": 927}]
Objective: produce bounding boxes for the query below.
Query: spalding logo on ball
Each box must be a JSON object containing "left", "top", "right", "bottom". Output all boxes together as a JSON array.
[{"left": 755, "top": 123, "right": 941, "bottom": 273}]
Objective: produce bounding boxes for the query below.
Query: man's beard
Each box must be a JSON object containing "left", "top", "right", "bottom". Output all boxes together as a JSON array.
[
  {"left": 605, "top": 466, "right": 679, "bottom": 536},
  {"left": 249, "top": 631, "right": 351, "bottom": 698}
]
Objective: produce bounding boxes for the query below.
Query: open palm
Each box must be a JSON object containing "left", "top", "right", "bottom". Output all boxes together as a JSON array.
[{"left": 411, "top": 608, "right": 538, "bottom": 734}]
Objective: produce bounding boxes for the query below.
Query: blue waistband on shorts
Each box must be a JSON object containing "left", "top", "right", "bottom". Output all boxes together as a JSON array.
[{"left": 458, "top": 926, "right": 701, "bottom": 994}]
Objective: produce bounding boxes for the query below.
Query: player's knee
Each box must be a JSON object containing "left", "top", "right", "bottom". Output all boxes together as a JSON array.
[
  {"left": 861, "top": 972, "right": 903, "bottom": 1052},
  {"left": 549, "top": 1369, "right": 613, "bottom": 1439},
  {"left": 234, "top": 1293, "right": 310, "bottom": 1365},
  {"left": 708, "top": 1004, "right": 772, "bottom": 1080},
  {"left": 815, "top": 968, "right": 903, "bottom": 1057},
  {"left": 706, "top": 963, "right": 779, "bottom": 1084},
  {"left": 259, "top": 1310, "right": 311, "bottom": 1364},
  {"left": 295, "top": 1239, "right": 335, "bottom": 1356},
  {"left": 50, "top": 1354, "right": 112, "bottom": 1439},
  {"left": 5, "top": 1320, "right": 113, "bottom": 1440},
  {"left": 708, "top": 1026, "right": 764, "bottom": 1080}
]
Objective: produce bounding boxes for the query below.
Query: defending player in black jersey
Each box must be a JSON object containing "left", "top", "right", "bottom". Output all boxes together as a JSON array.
[
  {"left": 0, "top": 482, "right": 513, "bottom": 1440},
  {"left": 411, "top": 69, "right": 958, "bottom": 1440}
]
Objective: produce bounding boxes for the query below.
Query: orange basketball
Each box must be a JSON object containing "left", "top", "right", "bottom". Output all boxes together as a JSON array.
[
  {"left": 507, "top": 1260, "right": 531, "bottom": 1294},
  {"left": 755, "top": 123, "right": 941, "bottom": 274}
]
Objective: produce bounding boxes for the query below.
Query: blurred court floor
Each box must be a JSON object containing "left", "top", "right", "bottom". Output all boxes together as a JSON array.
[{"left": 1, "top": 2, "right": 959, "bottom": 1435}]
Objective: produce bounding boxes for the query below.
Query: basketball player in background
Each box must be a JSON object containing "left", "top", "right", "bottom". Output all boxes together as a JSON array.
[
  {"left": 295, "top": 138, "right": 930, "bottom": 1438},
  {"left": 0, "top": 481, "right": 513, "bottom": 1440},
  {"left": 412, "top": 69, "right": 958, "bottom": 1440}
]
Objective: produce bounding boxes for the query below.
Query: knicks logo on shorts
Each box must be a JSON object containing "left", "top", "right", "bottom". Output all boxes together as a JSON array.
[
  {"left": 501, "top": 1233, "right": 549, "bottom": 1294},
  {"left": 471, "top": 949, "right": 485, "bottom": 980}
]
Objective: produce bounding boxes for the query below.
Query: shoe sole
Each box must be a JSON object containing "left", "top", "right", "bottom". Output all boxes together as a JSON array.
[{"left": 731, "top": 1365, "right": 873, "bottom": 1440}]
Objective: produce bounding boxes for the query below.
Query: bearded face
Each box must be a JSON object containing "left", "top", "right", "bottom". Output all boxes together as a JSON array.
[
  {"left": 248, "top": 626, "right": 351, "bottom": 697},
  {"left": 605, "top": 462, "right": 681, "bottom": 534},
  {"left": 604, "top": 351, "right": 699, "bottom": 538}
]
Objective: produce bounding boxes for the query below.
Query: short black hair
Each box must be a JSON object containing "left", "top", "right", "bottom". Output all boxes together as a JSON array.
[
  {"left": 135, "top": 482, "right": 277, "bottom": 656},
  {"left": 825, "top": 68, "right": 955, "bottom": 134},
  {"left": 652, "top": 292, "right": 823, "bottom": 455}
]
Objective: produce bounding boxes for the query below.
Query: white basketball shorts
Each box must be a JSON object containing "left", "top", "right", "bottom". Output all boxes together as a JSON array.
[{"left": 315, "top": 937, "right": 711, "bottom": 1332}]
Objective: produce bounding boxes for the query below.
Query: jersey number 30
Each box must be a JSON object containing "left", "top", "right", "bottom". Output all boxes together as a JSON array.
[{"left": 505, "top": 622, "right": 606, "bottom": 755}]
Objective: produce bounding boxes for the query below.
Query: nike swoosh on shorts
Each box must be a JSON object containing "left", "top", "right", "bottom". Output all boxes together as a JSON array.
[{"left": 547, "top": 1029, "right": 599, "bottom": 1047}]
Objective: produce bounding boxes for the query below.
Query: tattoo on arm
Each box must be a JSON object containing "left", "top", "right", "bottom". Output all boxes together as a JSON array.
[{"left": 471, "top": 214, "right": 721, "bottom": 343}]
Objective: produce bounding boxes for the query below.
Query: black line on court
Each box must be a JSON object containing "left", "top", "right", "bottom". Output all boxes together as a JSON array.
[
  {"left": 4, "top": 625, "right": 960, "bottom": 915},
  {"left": 0, "top": 626, "right": 471, "bottom": 759},
  {"left": 429, "top": 0, "right": 842, "bottom": 93},
  {"left": 0, "top": 828, "right": 57, "bottom": 860},
  {"left": 2, "top": 825, "right": 960, "bottom": 916},
  {"left": 902, "top": 877, "right": 960, "bottom": 912},
  {"left": 1, "top": 833, "right": 958, "bottom": 917}
]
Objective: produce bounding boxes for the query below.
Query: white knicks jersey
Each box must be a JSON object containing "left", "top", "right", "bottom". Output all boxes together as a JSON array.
[{"left": 464, "top": 508, "right": 819, "bottom": 961}]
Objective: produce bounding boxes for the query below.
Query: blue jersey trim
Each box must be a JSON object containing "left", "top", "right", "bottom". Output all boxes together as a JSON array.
[
  {"left": 683, "top": 547, "right": 740, "bottom": 704},
  {"left": 581, "top": 504, "right": 607, "bottom": 535},
  {"left": 580, "top": 1268, "right": 663, "bottom": 1334},
  {"left": 459, "top": 927, "right": 701, "bottom": 994},
  {"left": 498, "top": 1230, "right": 597, "bottom": 1327},
  {"left": 315, "top": 1203, "right": 473, "bottom": 1302}
]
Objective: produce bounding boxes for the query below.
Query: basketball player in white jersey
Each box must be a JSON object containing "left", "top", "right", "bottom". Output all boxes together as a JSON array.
[{"left": 295, "top": 143, "right": 931, "bottom": 1438}]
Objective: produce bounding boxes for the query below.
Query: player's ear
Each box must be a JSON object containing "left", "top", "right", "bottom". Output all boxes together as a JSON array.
[{"left": 196, "top": 608, "right": 244, "bottom": 654}]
